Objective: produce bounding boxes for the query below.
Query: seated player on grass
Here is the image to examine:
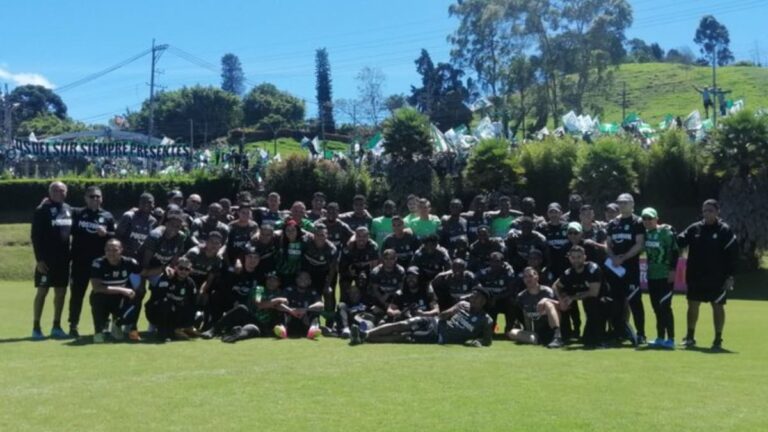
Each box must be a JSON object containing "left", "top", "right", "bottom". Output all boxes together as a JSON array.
[
  {"left": 385, "top": 266, "right": 439, "bottom": 322},
  {"left": 144, "top": 257, "right": 199, "bottom": 342},
  {"left": 367, "top": 249, "right": 405, "bottom": 314},
  {"left": 336, "top": 279, "right": 378, "bottom": 339},
  {"left": 349, "top": 287, "right": 493, "bottom": 347},
  {"left": 89, "top": 239, "right": 142, "bottom": 343},
  {"left": 273, "top": 271, "right": 324, "bottom": 339},
  {"left": 508, "top": 267, "right": 564, "bottom": 348},
  {"left": 202, "top": 272, "right": 287, "bottom": 343}
]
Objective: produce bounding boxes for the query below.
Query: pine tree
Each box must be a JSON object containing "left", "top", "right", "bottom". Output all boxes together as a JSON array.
[
  {"left": 315, "top": 48, "right": 335, "bottom": 133},
  {"left": 221, "top": 53, "right": 245, "bottom": 96}
]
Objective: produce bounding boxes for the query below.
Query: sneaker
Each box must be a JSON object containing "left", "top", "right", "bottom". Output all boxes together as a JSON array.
[
  {"left": 32, "top": 329, "right": 45, "bottom": 340},
  {"left": 201, "top": 329, "right": 216, "bottom": 340},
  {"left": 183, "top": 327, "right": 201, "bottom": 338},
  {"left": 147, "top": 324, "right": 157, "bottom": 334},
  {"left": 340, "top": 327, "right": 351, "bottom": 339},
  {"left": 128, "top": 330, "right": 142, "bottom": 342},
  {"left": 50, "top": 327, "right": 68, "bottom": 339},
  {"left": 173, "top": 329, "right": 190, "bottom": 340},
  {"left": 349, "top": 324, "right": 362, "bottom": 346},
  {"left": 547, "top": 337, "right": 564, "bottom": 349},
  {"left": 637, "top": 335, "right": 647, "bottom": 345},
  {"left": 110, "top": 322, "right": 125, "bottom": 341},
  {"left": 93, "top": 333, "right": 106, "bottom": 344},
  {"left": 711, "top": 339, "right": 724, "bottom": 352},
  {"left": 663, "top": 339, "right": 676, "bottom": 350},
  {"left": 681, "top": 337, "right": 696, "bottom": 348},
  {"left": 649, "top": 337, "right": 665, "bottom": 348},
  {"left": 320, "top": 326, "right": 336, "bottom": 337},
  {"left": 69, "top": 327, "right": 80, "bottom": 339},
  {"left": 273, "top": 324, "right": 287, "bottom": 339},
  {"left": 306, "top": 326, "right": 321, "bottom": 340}
]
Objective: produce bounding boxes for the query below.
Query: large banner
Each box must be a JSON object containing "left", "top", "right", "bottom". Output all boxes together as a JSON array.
[{"left": 10, "top": 140, "right": 192, "bottom": 159}]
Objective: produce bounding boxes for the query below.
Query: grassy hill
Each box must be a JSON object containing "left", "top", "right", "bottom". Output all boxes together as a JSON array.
[
  {"left": 582, "top": 63, "right": 768, "bottom": 124},
  {"left": 244, "top": 138, "right": 349, "bottom": 158}
]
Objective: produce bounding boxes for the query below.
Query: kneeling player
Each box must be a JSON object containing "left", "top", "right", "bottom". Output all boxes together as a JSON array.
[
  {"left": 273, "top": 271, "right": 324, "bottom": 339},
  {"left": 145, "top": 258, "right": 198, "bottom": 341},
  {"left": 507, "top": 267, "right": 563, "bottom": 348},
  {"left": 350, "top": 288, "right": 493, "bottom": 347},
  {"left": 552, "top": 246, "right": 604, "bottom": 348},
  {"left": 89, "top": 239, "right": 142, "bottom": 343}
]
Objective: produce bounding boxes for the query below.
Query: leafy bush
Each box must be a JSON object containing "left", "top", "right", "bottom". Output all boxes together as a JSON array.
[
  {"left": 571, "top": 137, "right": 647, "bottom": 206},
  {"left": 518, "top": 138, "right": 580, "bottom": 208},
  {"left": 264, "top": 155, "right": 369, "bottom": 206},
  {"left": 382, "top": 108, "right": 432, "bottom": 158},
  {"left": 643, "top": 130, "right": 704, "bottom": 207},
  {"left": 464, "top": 138, "right": 524, "bottom": 196}
]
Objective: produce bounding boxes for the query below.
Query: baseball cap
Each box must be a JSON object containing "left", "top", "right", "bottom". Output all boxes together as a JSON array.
[
  {"left": 406, "top": 266, "right": 420, "bottom": 276},
  {"left": 547, "top": 202, "right": 562, "bottom": 212},
  {"left": 472, "top": 287, "right": 491, "bottom": 301},
  {"left": 641, "top": 207, "right": 658, "bottom": 219},
  {"left": 567, "top": 222, "right": 583, "bottom": 233},
  {"left": 606, "top": 203, "right": 619, "bottom": 212}
]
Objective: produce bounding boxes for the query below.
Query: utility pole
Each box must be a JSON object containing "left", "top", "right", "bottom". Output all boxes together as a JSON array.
[
  {"left": 147, "top": 39, "right": 168, "bottom": 144},
  {"left": 712, "top": 45, "right": 718, "bottom": 127},
  {"left": 189, "top": 119, "right": 194, "bottom": 148},
  {"left": 621, "top": 82, "right": 627, "bottom": 121},
  {"left": 2, "top": 84, "right": 11, "bottom": 147}
]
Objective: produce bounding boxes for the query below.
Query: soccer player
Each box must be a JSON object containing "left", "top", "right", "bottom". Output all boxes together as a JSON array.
[
  {"left": 604, "top": 203, "right": 619, "bottom": 223},
  {"left": 217, "top": 198, "right": 235, "bottom": 224},
  {"left": 540, "top": 203, "right": 570, "bottom": 279},
  {"left": 430, "top": 258, "right": 477, "bottom": 311},
  {"left": 340, "top": 194, "right": 373, "bottom": 231},
  {"left": 563, "top": 193, "right": 583, "bottom": 223},
  {"left": 184, "top": 231, "right": 225, "bottom": 328},
  {"left": 190, "top": 203, "right": 230, "bottom": 246},
  {"left": 508, "top": 267, "right": 563, "bottom": 348},
  {"left": 145, "top": 257, "right": 198, "bottom": 341},
  {"left": 89, "top": 239, "right": 141, "bottom": 343},
  {"left": 217, "top": 247, "right": 265, "bottom": 321},
  {"left": 371, "top": 200, "right": 396, "bottom": 247},
  {"left": 68, "top": 186, "right": 116, "bottom": 338},
  {"left": 116, "top": 192, "right": 158, "bottom": 260},
  {"left": 202, "top": 273, "right": 287, "bottom": 342},
  {"left": 307, "top": 192, "right": 327, "bottom": 222},
  {"left": 274, "top": 271, "right": 324, "bottom": 339},
  {"left": 336, "top": 280, "right": 377, "bottom": 338},
  {"left": 439, "top": 198, "right": 469, "bottom": 259},
  {"left": 462, "top": 195, "right": 490, "bottom": 244},
  {"left": 301, "top": 224, "right": 338, "bottom": 325},
  {"left": 407, "top": 198, "right": 441, "bottom": 240},
  {"left": 506, "top": 215, "right": 547, "bottom": 271},
  {"left": 641, "top": 208, "right": 679, "bottom": 349},
  {"left": 606, "top": 193, "right": 646, "bottom": 344},
  {"left": 552, "top": 246, "right": 604, "bottom": 348},
  {"left": 31, "top": 181, "right": 72, "bottom": 339},
  {"left": 580, "top": 204, "right": 608, "bottom": 259},
  {"left": 467, "top": 226, "right": 506, "bottom": 272},
  {"left": 252, "top": 224, "right": 279, "bottom": 275},
  {"left": 167, "top": 189, "right": 184, "bottom": 209},
  {"left": 488, "top": 196, "right": 521, "bottom": 238},
  {"left": 513, "top": 196, "right": 545, "bottom": 228},
  {"left": 382, "top": 215, "right": 421, "bottom": 268},
  {"left": 276, "top": 201, "right": 315, "bottom": 233},
  {"left": 227, "top": 201, "right": 259, "bottom": 265},
  {"left": 386, "top": 266, "right": 439, "bottom": 321},
  {"left": 183, "top": 194, "right": 203, "bottom": 222},
  {"left": 275, "top": 220, "right": 306, "bottom": 282},
  {"left": 140, "top": 213, "right": 188, "bottom": 283},
  {"left": 403, "top": 194, "right": 419, "bottom": 225},
  {"left": 339, "top": 227, "right": 380, "bottom": 298},
  {"left": 476, "top": 252, "right": 519, "bottom": 332},
  {"left": 411, "top": 234, "right": 452, "bottom": 284},
  {"left": 677, "top": 199, "right": 738, "bottom": 350},
  {"left": 315, "top": 202, "right": 354, "bottom": 251},
  {"left": 254, "top": 192, "right": 286, "bottom": 227},
  {"left": 351, "top": 288, "right": 493, "bottom": 347},
  {"left": 368, "top": 249, "right": 406, "bottom": 311}
]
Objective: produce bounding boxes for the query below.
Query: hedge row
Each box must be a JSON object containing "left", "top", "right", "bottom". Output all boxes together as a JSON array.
[{"left": 228, "top": 128, "right": 352, "bottom": 144}]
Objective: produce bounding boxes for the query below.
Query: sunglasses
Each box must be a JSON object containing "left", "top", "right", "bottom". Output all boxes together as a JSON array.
[
  {"left": 177, "top": 267, "right": 192, "bottom": 271},
  {"left": 89, "top": 195, "right": 102, "bottom": 199},
  {"left": 567, "top": 230, "right": 580, "bottom": 235}
]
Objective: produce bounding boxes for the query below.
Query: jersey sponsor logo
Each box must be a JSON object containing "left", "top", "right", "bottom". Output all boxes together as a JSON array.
[
  {"left": 77, "top": 220, "right": 104, "bottom": 233},
  {"left": 611, "top": 233, "right": 633, "bottom": 242},
  {"left": 645, "top": 241, "right": 660, "bottom": 248},
  {"left": 51, "top": 219, "right": 72, "bottom": 227},
  {"left": 129, "top": 231, "right": 149, "bottom": 241}
]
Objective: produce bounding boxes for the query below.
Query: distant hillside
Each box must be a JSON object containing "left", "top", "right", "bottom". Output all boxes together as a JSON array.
[{"left": 581, "top": 63, "right": 768, "bottom": 124}]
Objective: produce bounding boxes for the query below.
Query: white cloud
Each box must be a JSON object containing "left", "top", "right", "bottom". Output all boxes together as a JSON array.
[{"left": 0, "top": 67, "right": 55, "bottom": 89}]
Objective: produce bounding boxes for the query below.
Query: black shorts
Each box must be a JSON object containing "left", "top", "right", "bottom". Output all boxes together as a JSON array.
[
  {"left": 687, "top": 285, "right": 727, "bottom": 305},
  {"left": 407, "top": 316, "right": 439, "bottom": 343},
  {"left": 34, "top": 261, "right": 70, "bottom": 288},
  {"left": 533, "top": 322, "right": 555, "bottom": 345}
]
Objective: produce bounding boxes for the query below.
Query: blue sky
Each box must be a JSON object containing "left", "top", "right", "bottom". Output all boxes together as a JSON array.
[{"left": 1, "top": 0, "right": 766, "bottom": 125}]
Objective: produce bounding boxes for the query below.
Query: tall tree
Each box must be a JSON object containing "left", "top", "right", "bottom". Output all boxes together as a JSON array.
[
  {"left": 7, "top": 85, "right": 67, "bottom": 133},
  {"left": 243, "top": 83, "right": 305, "bottom": 127},
  {"left": 694, "top": 15, "right": 734, "bottom": 66},
  {"left": 221, "top": 53, "right": 245, "bottom": 96},
  {"left": 315, "top": 48, "right": 335, "bottom": 133},
  {"left": 356, "top": 67, "right": 386, "bottom": 126},
  {"left": 409, "top": 49, "right": 472, "bottom": 131}
]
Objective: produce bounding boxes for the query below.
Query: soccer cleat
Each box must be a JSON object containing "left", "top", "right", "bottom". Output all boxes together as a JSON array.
[
  {"left": 649, "top": 337, "right": 665, "bottom": 348},
  {"left": 50, "top": 327, "right": 68, "bottom": 339},
  {"left": 110, "top": 322, "right": 125, "bottom": 341},
  {"left": 349, "top": 324, "right": 362, "bottom": 346},
  {"left": 306, "top": 326, "right": 321, "bottom": 340},
  {"left": 200, "top": 329, "right": 216, "bottom": 340},
  {"left": 127, "top": 330, "right": 142, "bottom": 342},
  {"left": 340, "top": 327, "right": 351, "bottom": 339},
  {"left": 320, "top": 326, "right": 336, "bottom": 337},
  {"left": 69, "top": 327, "right": 80, "bottom": 339},
  {"left": 273, "top": 324, "right": 288, "bottom": 339},
  {"left": 183, "top": 327, "right": 201, "bottom": 338},
  {"left": 547, "top": 337, "right": 564, "bottom": 349},
  {"left": 637, "top": 335, "right": 647, "bottom": 345},
  {"left": 93, "top": 333, "right": 106, "bottom": 344},
  {"left": 663, "top": 339, "right": 676, "bottom": 350},
  {"left": 32, "top": 329, "right": 45, "bottom": 340},
  {"left": 173, "top": 329, "right": 190, "bottom": 340},
  {"left": 681, "top": 337, "right": 696, "bottom": 348},
  {"left": 711, "top": 339, "right": 724, "bottom": 352}
]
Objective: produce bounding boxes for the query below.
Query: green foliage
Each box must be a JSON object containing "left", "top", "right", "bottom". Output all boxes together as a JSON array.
[
  {"left": 128, "top": 86, "right": 242, "bottom": 144},
  {"left": 694, "top": 15, "right": 734, "bottom": 66},
  {"left": 315, "top": 48, "right": 335, "bottom": 133},
  {"left": 265, "top": 155, "right": 369, "bottom": 206},
  {"left": 518, "top": 138, "right": 580, "bottom": 207},
  {"left": 243, "top": 83, "right": 305, "bottom": 127},
  {"left": 464, "top": 138, "right": 523, "bottom": 195},
  {"left": 382, "top": 107, "right": 432, "bottom": 159},
  {"left": 719, "top": 172, "right": 768, "bottom": 268},
  {"left": 385, "top": 158, "right": 435, "bottom": 205},
  {"left": 221, "top": 53, "right": 245, "bottom": 96},
  {"left": 409, "top": 49, "right": 472, "bottom": 131},
  {"left": 571, "top": 137, "right": 647, "bottom": 206},
  {"left": 644, "top": 130, "right": 703, "bottom": 207},
  {"left": 16, "top": 114, "right": 88, "bottom": 138},
  {"left": 6, "top": 85, "right": 67, "bottom": 134},
  {"left": 710, "top": 110, "right": 768, "bottom": 178}
]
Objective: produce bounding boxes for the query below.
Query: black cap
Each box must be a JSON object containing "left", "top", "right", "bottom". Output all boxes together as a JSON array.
[
  {"left": 472, "top": 287, "right": 491, "bottom": 301},
  {"left": 406, "top": 266, "right": 420, "bottom": 276},
  {"left": 167, "top": 190, "right": 183, "bottom": 200}
]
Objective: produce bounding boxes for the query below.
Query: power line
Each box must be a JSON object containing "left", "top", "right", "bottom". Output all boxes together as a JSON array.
[{"left": 56, "top": 49, "right": 152, "bottom": 93}]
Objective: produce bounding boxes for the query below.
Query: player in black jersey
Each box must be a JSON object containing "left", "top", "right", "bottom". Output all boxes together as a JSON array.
[
  {"left": 508, "top": 267, "right": 562, "bottom": 348},
  {"left": 606, "top": 193, "right": 646, "bottom": 344},
  {"left": 339, "top": 227, "right": 380, "bottom": 299},
  {"left": 411, "top": 234, "right": 451, "bottom": 285},
  {"left": 462, "top": 195, "right": 490, "bottom": 244},
  {"left": 315, "top": 202, "right": 354, "bottom": 252},
  {"left": 382, "top": 216, "right": 421, "bottom": 268},
  {"left": 252, "top": 224, "right": 279, "bottom": 275},
  {"left": 68, "top": 186, "right": 116, "bottom": 338},
  {"left": 31, "top": 181, "right": 72, "bottom": 339},
  {"left": 307, "top": 192, "right": 327, "bottom": 222},
  {"left": 145, "top": 257, "right": 198, "bottom": 341},
  {"left": 440, "top": 199, "right": 469, "bottom": 259},
  {"left": 553, "top": 246, "right": 604, "bottom": 347},
  {"left": 368, "top": 249, "right": 406, "bottom": 311},
  {"left": 386, "top": 266, "right": 439, "bottom": 321},
  {"left": 227, "top": 202, "right": 259, "bottom": 265},
  {"left": 253, "top": 192, "right": 286, "bottom": 227},
  {"left": 340, "top": 194, "right": 372, "bottom": 231},
  {"left": 116, "top": 192, "right": 158, "bottom": 259},
  {"left": 190, "top": 203, "right": 230, "bottom": 246},
  {"left": 506, "top": 215, "right": 547, "bottom": 271},
  {"left": 89, "top": 239, "right": 142, "bottom": 343},
  {"left": 301, "top": 224, "right": 338, "bottom": 327},
  {"left": 476, "top": 252, "right": 519, "bottom": 332},
  {"left": 184, "top": 232, "right": 225, "bottom": 329},
  {"left": 273, "top": 271, "right": 325, "bottom": 339},
  {"left": 430, "top": 258, "right": 477, "bottom": 311},
  {"left": 467, "top": 226, "right": 506, "bottom": 272}
]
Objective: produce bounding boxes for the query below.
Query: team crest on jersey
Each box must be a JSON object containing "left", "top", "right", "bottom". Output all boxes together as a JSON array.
[
  {"left": 713, "top": 233, "right": 718, "bottom": 239},
  {"left": 98, "top": 217, "right": 104, "bottom": 224},
  {"left": 624, "top": 224, "right": 629, "bottom": 230},
  {"left": 50, "top": 207, "right": 58, "bottom": 216},
  {"left": 122, "top": 271, "right": 127, "bottom": 277},
  {"left": 471, "top": 316, "right": 477, "bottom": 322},
  {"left": 112, "top": 271, "right": 119, "bottom": 277}
]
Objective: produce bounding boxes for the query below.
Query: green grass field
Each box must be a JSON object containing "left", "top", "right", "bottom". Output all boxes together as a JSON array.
[
  {"left": 244, "top": 138, "right": 349, "bottom": 158},
  {"left": 2, "top": 220, "right": 767, "bottom": 431}
]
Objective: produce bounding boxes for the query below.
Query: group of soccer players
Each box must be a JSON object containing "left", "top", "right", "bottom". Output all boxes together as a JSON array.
[{"left": 31, "top": 181, "right": 738, "bottom": 350}]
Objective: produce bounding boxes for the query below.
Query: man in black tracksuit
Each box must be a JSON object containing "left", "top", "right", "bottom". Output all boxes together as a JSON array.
[{"left": 68, "top": 186, "right": 116, "bottom": 337}]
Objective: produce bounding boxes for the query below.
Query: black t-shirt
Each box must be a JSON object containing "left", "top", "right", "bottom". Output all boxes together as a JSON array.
[
  {"left": 607, "top": 215, "right": 644, "bottom": 272},
  {"left": 31, "top": 201, "right": 72, "bottom": 262},
  {"left": 301, "top": 238, "right": 337, "bottom": 275},
  {"left": 438, "top": 307, "right": 493, "bottom": 346},
  {"left": 678, "top": 220, "right": 738, "bottom": 289},
  {"left": 368, "top": 264, "right": 406, "bottom": 302},
  {"left": 184, "top": 246, "right": 224, "bottom": 287},
  {"left": 191, "top": 216, "right": 230, "bottom": 244},
  {"left": 116, "top": 209, "right": 158, "bottom": 259},
  {"left": 252, "top": 237, "right": 279, "bottom": 275},
  {"left": 339, "top": 211, "right": 372, "bottom": 232},
  {"left": 462, "top": 211, "right": 490, "bottom": 244},
  {"left": 392, "top": 286, "right": 437, "bottom": 312},
  {"left": 90, "top": 256, "right": 141, "bottom": 287},
  {"left": 139, "top": 226, "right": 187, "bottom": 269},
  {"left": 254, "top": 207, "right": 286, "bottom": 227},
  {"left": 315, "top": 218, "right": 354, "bottom": 252},
  {"left": 223, "top": 268, "right": 264, "bottom": 306},
  {"left": 540, "top": 222, "right": 570, "bottom": 277},
  {"left": 71, "top": 207, "right": 116, "bottom": 264},
  {"left": 411, "top": 246, "right": 451, "bottom": 281},
  {"left": 284, "top": 286, "right": 321, "bottom": 309},
  {"left": 227, "top": 221, "right": 259, "bottom": 263},
  {"left": 439, "top": 216, "right": 468, "bottom": 258},
  {"left": 154, "top": 274, "right": 197, "bottom": 305},
  {"left": 431, "top": 270, "right": 477, "bottom": 310},
  {"left": 340, "top": 240, "right": 380, "bottom": 275},
  {"left": 475, "top": 263, "right": 517, "bottom": 298},
  {"left": 506, "top": 229, "right": 547, "bottom": 270},
  {"left": 382, "top": 232, "right": 421, "bottom": 268},
  {"left": 559, "top": 262, "right": 602, "bottom": 296},
  {"left": 517, "top": 286, "right": 556, "bottom": 331},
  {"left": 467, "top": 239, "right": 506, "bottom": 272}
]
